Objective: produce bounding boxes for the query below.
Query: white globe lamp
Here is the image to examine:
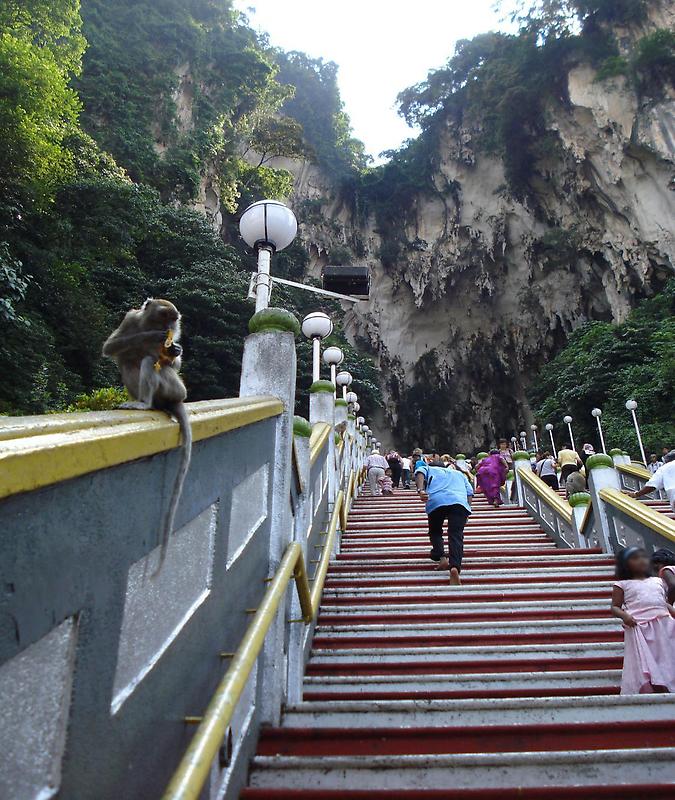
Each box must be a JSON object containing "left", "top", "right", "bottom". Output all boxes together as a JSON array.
[
  {"left": 239, "top": 200, "right": 297, "bottom": 311},
  {"left": 302, "top": 312, "right": 333, "bottom": 382}
]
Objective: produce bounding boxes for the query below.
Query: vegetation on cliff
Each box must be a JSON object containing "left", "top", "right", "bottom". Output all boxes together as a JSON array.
[
  {"left": 529, "top": 280, "right": 675, "bottom": 454},
  {"left": 0, "top": 0, "right": 378, "bottom": 417}
]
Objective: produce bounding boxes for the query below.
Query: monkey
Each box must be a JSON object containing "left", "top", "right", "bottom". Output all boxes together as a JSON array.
[{"left": 103, "top": 298, "right": 192, "bottom": 572}]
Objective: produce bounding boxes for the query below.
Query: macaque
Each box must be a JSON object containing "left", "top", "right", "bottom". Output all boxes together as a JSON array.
[{"left": 103, "top": 298, "right": 192, "bottom": 571}]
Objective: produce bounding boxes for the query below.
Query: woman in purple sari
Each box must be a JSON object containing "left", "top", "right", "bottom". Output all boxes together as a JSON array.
[{"left": 476, "top": 449, "right": 509, "bottom": 508}]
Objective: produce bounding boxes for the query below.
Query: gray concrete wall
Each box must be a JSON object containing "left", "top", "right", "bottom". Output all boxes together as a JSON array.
[{"left": 0, "top": 418, "right": 277, "bottom": 800}]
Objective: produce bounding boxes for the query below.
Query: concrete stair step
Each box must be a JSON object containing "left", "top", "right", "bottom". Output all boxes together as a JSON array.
[
  {"left": 305, "top": 654, "right": 622, "bottom": 677},
  {"left": 313, "top": 628, "right": 621, "bottom": 647},
  {"left": 242, "top": 785, "right": 675, "bottom": 799},
  {"left": 282, "top": 694, "right": 675, "bottom": 728},
  {"left": 246, "top": 747, "right": 675, "bottom": 791},
  {"left": 321, "top": 582, "right": 613, "bottom": 602},
  {"left": 315, "top": 617, "right": 618, "bottom": 637},
  {"left": 309, "top": 642, "right": 623, "bottom": 663},
  {"left": 319, "top": 592, "right": 608, "bottom": 624}
]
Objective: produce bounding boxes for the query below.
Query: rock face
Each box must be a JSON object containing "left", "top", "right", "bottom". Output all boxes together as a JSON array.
[{"left": 282, "top": 66, "right": 675, "bottom": 453}]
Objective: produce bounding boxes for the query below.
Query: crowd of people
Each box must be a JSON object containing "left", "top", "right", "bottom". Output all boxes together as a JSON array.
[{"left": 363, "top": 439, "right": 675, "bottom": 691}]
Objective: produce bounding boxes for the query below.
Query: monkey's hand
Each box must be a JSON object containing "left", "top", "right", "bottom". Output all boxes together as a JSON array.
[{"left": 166, "top": 342, "right": 182, "bottom": 358}]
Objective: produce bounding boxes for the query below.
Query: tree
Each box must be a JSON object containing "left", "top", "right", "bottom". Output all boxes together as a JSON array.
[
  {"left": 529, "top": 281, "right": 675, "bottom": 454},
  {"left": 0, "top": 0, "right": 84, "bottom": 208}
]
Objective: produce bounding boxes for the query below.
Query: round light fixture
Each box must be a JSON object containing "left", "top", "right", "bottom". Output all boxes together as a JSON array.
[
  {"left": 323, "top": 346, "right": 344, "bottom": 366},
  {"left": 239, "top": 200, "right": 297, "bottom": 251},
  {"left": 301, "top": 311, "right": 333, "bottom": 340}
]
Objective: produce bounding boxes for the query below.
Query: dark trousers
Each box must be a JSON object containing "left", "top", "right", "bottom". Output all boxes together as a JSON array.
[
  {"left": 388, "top": 461, "right": 402, "bottom": 488},
  {"left": 427, "top": 504, "right": 470, "bottom": 570},
  {"left": 541, "top": 474, "right": 559, "bottom": 490},
  {"left": 401, "top": 468, "right": 411, "bottom": 487}
]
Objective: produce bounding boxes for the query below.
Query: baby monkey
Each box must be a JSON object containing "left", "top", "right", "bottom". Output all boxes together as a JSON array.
[{"left": 103, "top": 298, "right": 192, "bottom": 572}]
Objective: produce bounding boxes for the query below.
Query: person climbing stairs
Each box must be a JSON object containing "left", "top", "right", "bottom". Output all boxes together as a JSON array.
[{"left": 242, "top": 488, "right": 675, "bottom": 797}]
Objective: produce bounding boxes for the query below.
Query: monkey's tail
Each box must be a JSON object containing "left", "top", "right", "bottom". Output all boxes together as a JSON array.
[{"left": 154, "top": 402, "right": 193, "bottom": 575}]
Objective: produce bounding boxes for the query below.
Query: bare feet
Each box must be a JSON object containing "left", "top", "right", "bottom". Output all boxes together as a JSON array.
[
  {"left": 449, "top": 567, "right": 461, "bottom": 586},
  {"left": 437, "top": 556, "right": 449, "bottom": 571}
]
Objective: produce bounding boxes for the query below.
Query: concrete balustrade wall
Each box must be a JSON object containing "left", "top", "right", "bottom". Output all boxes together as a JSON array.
[{"left": 0, "top": 394, "right": 367, "bottom": 800}]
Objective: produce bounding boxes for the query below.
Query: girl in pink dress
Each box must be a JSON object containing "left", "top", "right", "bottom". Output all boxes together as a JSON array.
[{"left": 611, "top": 546, "right": 675, "bottom": 694}]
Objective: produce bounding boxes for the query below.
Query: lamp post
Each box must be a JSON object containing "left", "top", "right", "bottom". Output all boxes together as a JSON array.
[
  {"left": 352, "top": 402, "right": 360, "bottom": 413},
  {"left": 239, "top": 200, "right": 298, "bottom": 312},
  {"left": 519, "top": 430, "right": 527, "bottom": 450},
  {"left": 511, "top": 436, "right": 518, "bottom": 451},
  {"left": 323, "top": 346, "right": 344, "bottom": 389},
  {"left": 545, "top": 423, "right": 557, "bottom": 457},
  {"left": 301, "top": 312, "right": 333, "bottom": 382},
  {"left": 531, "top": 425, "right": 539, "bottom": 452},
  {"left": 346, "top": 391, "right": 357, "bottom": 412},
  {"left": 357, "top": 416, "right": 365, "bottom": 427},
  {"left": 563, "top": 415, "right": 576, "bottom": 451},
  {"left": 336, "top": 370, "right": 353, "bottom": 400},
  {"left": 591, "top": 408, "right": 607, "bottom": 454},
  {"left": 625, "top": 400, "right": 647, "bottom": 465}
]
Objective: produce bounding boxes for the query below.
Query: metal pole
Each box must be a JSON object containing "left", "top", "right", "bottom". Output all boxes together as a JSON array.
[
  {"left": 567, "top": 422, "right": 576, "bottom": 452},
  {"left": 254, "top": 247, "right": 272, "bottom": 312},
  {"left": 548, "top": 428, "right": 557, "bottom": 458},
  {"left": 596, "top": 416, "right": 607, "bottom": 454},
  {"left": 312, "top": 338, "right": 320, "bottom": 383},
  {"left": 532, "top": 430, "right": 539, "bottom": 452},
  {"left": 630, "top": 409, "right": 647, "bottom": 466},
  {"left": 330, "top": 364, "right": 336, "bottom": 394}
]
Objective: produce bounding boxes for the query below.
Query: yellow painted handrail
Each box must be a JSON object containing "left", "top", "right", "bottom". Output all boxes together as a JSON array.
[
  {"left": 340, "top": 471, "right": 354, "bottom": 531},
  {"left": 599, "top": 488, "right": 675, "bottom": 544},
  {"left": 518, "top": 466, "right": 573, "bottom": 525},
  {"left": 617, "top": 462, "right": 651, "bottom": 481},
  {"left": 163, "top": 488, "right": 345, "bottom": 800},
  {"left": 0, "top": 397, "right": 283, "bottom": 500},
  {"left": 309, "top": 421, "right": 331, "bottom": 465},
  {"left": 310, "top": 490, "right": 344, "bottom": 613}
]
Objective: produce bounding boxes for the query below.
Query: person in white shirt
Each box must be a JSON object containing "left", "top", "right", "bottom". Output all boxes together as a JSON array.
[
  {"left": 365, "top": 450, "right": 390, "bottom": 496},
  {"left": 627, "top": 451, "right": 675, "bottom": 512},
  {"left": 401, "top": 456, "right": 412, "bottom": 488},
  {"left": 535, "top": 451, "right": 559, "bottom": 490}
]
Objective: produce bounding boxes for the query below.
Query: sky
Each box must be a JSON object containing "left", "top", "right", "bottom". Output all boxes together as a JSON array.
[{"left": 234, "top": 0, "right": 510, "bottom": 162}]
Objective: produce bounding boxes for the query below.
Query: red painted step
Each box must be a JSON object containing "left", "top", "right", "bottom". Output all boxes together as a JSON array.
[
  {"left": 242, "top": 786, "right": 675, "bottom": 799},
  {"left": 325, "top": 574, "right": 614, "bottom": 587},
  {"left": 302, "top": 686, "right": 620, "bottom": 702},
  {"left": 311, "top": 630, "right": 622, "bottom": 649},
  {"left": 317, "top": 608, "right": 610, "bottom": 626},
  {"left": 305, "top": 655, "right": 621, "bottom": 677},
  {"left": 258, "top": 719, "right": 675, "bottom": 757}
]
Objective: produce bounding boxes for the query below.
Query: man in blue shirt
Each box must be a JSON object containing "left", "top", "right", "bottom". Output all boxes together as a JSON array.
[{"left": 415, "top": 462, "right": 473, "bottom": 585}]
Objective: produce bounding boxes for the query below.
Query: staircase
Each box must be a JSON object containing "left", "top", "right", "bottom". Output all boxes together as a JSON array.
[{"left": 242, "top": 487, "right": 675, "bottom": 797}]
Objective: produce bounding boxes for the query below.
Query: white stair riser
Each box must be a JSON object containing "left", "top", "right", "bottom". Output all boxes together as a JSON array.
[
  {"left": 309, "top": 642, "right": 623, "bottom": 663},
  {"left": 317, "top": 619, "right": 618, "bottom": 637},
  {"left": 283, "top": 695, "right": 675, "bottom": 728},
  {"left": 249, "top": 749, "right": 675, "bottom": 790},
  {"left": 304, "top": 669, "right": 621, "bottom": 692}
]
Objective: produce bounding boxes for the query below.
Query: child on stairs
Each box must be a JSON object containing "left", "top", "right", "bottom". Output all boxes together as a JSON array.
[{"left": 611, "top": 546, "right": 675, "bottom": 694}]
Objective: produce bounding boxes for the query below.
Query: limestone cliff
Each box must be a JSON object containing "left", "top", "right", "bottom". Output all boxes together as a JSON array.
[{"left": 278, "top": 55, "right": 674, "bottom": 452}]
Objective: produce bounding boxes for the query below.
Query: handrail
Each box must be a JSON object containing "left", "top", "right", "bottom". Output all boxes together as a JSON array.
[
  {"left": 163, "top": 488, "right": 345, "bottom": 800},
  {"left": 309, "top": 422, "right": 331, "bottom": 465},
  {"left": 617, "top": 462, "right": 651, "bottom": 481},
  {"left": 340, "top": 471, "right": 354, "bottom": 531},
  {"left": 0, "top": 397, "right": 283, "bottom": 500},
  {"left": 599, "top": 488, "right": 675, "bottom": 544},
  {"left": 518, "top": 466, "right": 573, "bottom": 525}
]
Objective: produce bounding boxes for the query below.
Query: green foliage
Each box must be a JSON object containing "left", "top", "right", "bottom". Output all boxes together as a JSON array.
[
  {"left": 529, "top": 281, "right": 675, "bottom": 455},
  {"left": 632, "top": 29, "right": 675, "bottom": 92},
  {"left": 0, "top": 0, "right": 84, "bottom": 207},
  {"left": 76, "top": 0, "right": 298, "bottom": 206},
  {"left": 595, "top": 55, "right": 629, "bottom": 81},
  {"left": 63, "top": 386, "right": 128, "bottom": 411},
  {"left": 275, "top": 51, "right": 369, "bottom": 177},
  {"left": 0, "top": 242, "right": 30, "bottom": 324}
]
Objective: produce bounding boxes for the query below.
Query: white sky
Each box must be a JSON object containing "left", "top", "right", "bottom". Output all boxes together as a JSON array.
[{"left": 235, "top": 0, "right": 509, "bottom": 162}]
